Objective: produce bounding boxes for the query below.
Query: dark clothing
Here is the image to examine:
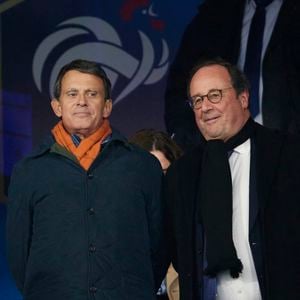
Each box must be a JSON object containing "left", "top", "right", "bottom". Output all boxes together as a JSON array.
[
  {"left": 165, "top": 122, "right": 300, "bottom": 299},
  {"left": 156, "top": 295, "right": 169, "bottom": 300},
  {"left": 7, "top": 130, "right": 165, "bottom": 300},
  {"left": 165, "top": 0, "right": 300, "bottom": 150}
]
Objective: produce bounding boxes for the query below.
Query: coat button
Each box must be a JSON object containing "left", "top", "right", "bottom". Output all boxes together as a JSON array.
[
  {"left": 87, "top": 173, "right": 94, "bottom": 179},
  {"left": 88, "top": 208, "right": 95, "bottom": 215},
  {"left": 89, "top": 286, "right": 97, "bottom": 293},
  {"left": 89, "top": 244, "right": 96, "bottom": 252}
]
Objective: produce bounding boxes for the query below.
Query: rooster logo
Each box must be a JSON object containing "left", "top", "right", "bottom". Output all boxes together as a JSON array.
[
  {"left": 32, "top": 15, "right": 169, "bottom": 105},
  {"left": 120, "top": 0, "right": 165, "bottom": 31}
]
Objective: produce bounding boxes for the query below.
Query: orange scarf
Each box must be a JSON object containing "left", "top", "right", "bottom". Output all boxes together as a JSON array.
[{"left": 52, "top": 119, "right": 112, "bottom": 170}]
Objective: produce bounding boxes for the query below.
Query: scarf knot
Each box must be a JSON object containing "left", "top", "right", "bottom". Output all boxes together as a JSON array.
[{"left": 52, "top": 119, "right": 112, "bottom": 170}]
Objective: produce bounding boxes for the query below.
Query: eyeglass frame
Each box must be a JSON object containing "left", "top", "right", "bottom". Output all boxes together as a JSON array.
[{"left": 187, "top": 87, "right": 233, "bottom": 110}]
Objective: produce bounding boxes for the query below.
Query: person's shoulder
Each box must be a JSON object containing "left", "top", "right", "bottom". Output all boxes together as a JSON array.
[
  {"left": 255, "top": 123, "right": 300, "bottom": 152},
  {"left": 130, "top": 143, "right": 162, "bottom": 170},
  {"left": 167, "top": 145, "right": 202, "bottom": 176},
  {"left": 12, "top": 135, "right": 54, "bottom": 171},
  {"left": 110, "top": 129, "right": 162, "bottom": 171},
  {"left": 8, "top": 135, "right": 54, "bottom": 193},
  {"left": 255, "top": 123, "right": 299, "bottom": 140},
  {"left": 177, "top": 145, "right": 202, "bottom": 165},
  {"left": 125, "top": 145, "right": 163, "bottom": 184}
]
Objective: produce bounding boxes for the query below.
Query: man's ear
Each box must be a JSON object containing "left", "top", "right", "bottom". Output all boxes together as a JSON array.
[
  {"left": 51, "top": 99, "right": 62, "bottom": 117},
  {"left": 103, "top": 99, "right": 113, "bottom": 118},
  {"left": 239, "top": 90, "right": 249, "bottom": 110}
]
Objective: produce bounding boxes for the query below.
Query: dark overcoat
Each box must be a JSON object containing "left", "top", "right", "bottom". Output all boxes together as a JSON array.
[
  {"left": 165, "top": 123, "right": 300, "bottom": 299},
  {"left": 7, "top": 130, "right": 165, "bottom": 300}
]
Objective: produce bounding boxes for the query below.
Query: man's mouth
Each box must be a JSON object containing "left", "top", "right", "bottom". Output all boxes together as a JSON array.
[
  {"left": 74, "top": 112, "right": 90, "bottom": 117},
  {"left": 204, "top": 116, "right": 219, "bottom": 124}
]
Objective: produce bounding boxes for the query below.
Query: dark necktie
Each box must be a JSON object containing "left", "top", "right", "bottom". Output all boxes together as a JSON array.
[{"left": 244, "top": 0, "right": 274, "bottom": 118}]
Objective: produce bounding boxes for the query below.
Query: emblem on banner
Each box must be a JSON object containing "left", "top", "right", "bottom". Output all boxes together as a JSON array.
[{"left": 32, "top": 16, "right": 169, "bottom": 105}]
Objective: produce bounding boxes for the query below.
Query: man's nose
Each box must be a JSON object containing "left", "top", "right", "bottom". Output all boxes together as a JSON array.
[
  {"left": 77, "top": 94, "right": 88, "bottom": 105},
  {"left": 200, "top": 96, "right": 213, "bottom": 112}
]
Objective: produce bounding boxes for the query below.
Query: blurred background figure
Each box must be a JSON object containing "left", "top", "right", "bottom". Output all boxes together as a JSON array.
[
  {"left": 130, "top": 128, "right": 182, "bottom": 300},
  {"left": 130, "top": 129, "right": 182, "bottom": 173},
  {"left": 165, "top": 0, "right": 300, "bottom": 151}
]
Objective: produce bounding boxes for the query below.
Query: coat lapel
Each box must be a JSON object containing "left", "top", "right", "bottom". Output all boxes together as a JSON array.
[
  {"left": 174, "top": 146, "right": 203, "bottom": 275},
  {"left": 250, "top": 126, "right": 284, "bottom": 231}
]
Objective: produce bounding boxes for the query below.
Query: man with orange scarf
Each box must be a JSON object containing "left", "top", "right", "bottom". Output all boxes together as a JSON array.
[{"left": 6, "top": 59, "right": 166, "bottom": 300}]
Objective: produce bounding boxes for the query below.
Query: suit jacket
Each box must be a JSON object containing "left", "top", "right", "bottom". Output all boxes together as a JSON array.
[
  {"left": 165, "top": 122, "right": 300, "bottom": 300},
  {"left": 164, "top": 0, "right": 300, "bottom": 150}
]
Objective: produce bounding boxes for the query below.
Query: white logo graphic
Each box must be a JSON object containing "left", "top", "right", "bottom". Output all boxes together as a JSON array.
[{"left": 32, "top": 16, "right": 169, "bottom": 105}]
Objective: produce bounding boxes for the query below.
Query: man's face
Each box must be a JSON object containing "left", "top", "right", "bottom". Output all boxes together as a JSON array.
[
  {"left": 189, "top": 65, "right": 250, "bottom": 141},
  {"left": 51, "top": 70, "right": 112, "bottom": 139}
]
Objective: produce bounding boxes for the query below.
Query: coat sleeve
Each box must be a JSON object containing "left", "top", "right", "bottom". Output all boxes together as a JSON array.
[{"left": 6, "top": 163, "right": 33, "bottom": 294}]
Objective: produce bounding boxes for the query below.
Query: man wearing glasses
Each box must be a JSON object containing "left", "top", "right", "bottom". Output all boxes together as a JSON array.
[{"left": 165, "top": 57, "right": 300, "bottom": 299}]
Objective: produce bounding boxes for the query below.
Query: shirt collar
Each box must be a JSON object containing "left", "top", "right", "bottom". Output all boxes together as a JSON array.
[{"left": 233, "top": 138, "right": 251, "bottom": 154}]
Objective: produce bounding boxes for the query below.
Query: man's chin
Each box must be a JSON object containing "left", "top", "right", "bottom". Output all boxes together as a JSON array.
[
  {"left": 201, "top": 129, "right": 223, "bottom": 141},
  {"left": 70, "top": 126, "right": 93, "bottom": 138}
]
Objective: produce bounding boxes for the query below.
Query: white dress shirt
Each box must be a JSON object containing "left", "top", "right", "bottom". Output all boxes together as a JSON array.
[
  {"left": 237, "top": 0, "right": 283, "bottom": 125},
  {"left": 216, "top": 139, "right": 262, "bottom": 300}
]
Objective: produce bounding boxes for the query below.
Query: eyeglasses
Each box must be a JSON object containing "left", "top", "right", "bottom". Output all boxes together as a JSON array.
[{"left": 188, "top": 87, "right": 233, "bottom": 110}]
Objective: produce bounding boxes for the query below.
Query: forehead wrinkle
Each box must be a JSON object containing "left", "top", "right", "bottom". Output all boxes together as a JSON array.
[
  {"left": 191, "top": 66, "right": 231, "bottom": 89},
  {"left": 191, "top": 88, "right": 220, "bottom": 99},
  {"left": 65, "top": 87, "right": 99, "bottom": 92}
]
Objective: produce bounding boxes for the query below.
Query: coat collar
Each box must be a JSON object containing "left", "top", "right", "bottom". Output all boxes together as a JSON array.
[{"left": 27, "top": 128, "right": 131, "bottom": 159}]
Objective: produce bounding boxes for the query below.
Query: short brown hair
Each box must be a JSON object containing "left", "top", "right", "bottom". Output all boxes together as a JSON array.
[{"left": 53, "top": 59, "right": 111, "bottom": 100}]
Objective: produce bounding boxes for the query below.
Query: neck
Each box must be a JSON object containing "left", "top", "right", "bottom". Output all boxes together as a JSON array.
[
  {"left": 224, "top": 116, "right": 251, "bottom": 142},
  {"left": 225, "top": 118, "right": 256, "bottom": 150}
]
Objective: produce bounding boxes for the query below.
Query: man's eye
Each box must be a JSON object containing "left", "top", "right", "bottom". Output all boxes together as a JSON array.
[
  {"left": 209, "top": 91, "right": 220, "bottom": 99},
  {"left": 194, "top": 96, "right": 203, "bottom": 103},
  {"left": 67, "top": 92, "right": 77, "bottom": 97},
  {"left": 86, "top": 91, "right": 97, "bottom": 97}
]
